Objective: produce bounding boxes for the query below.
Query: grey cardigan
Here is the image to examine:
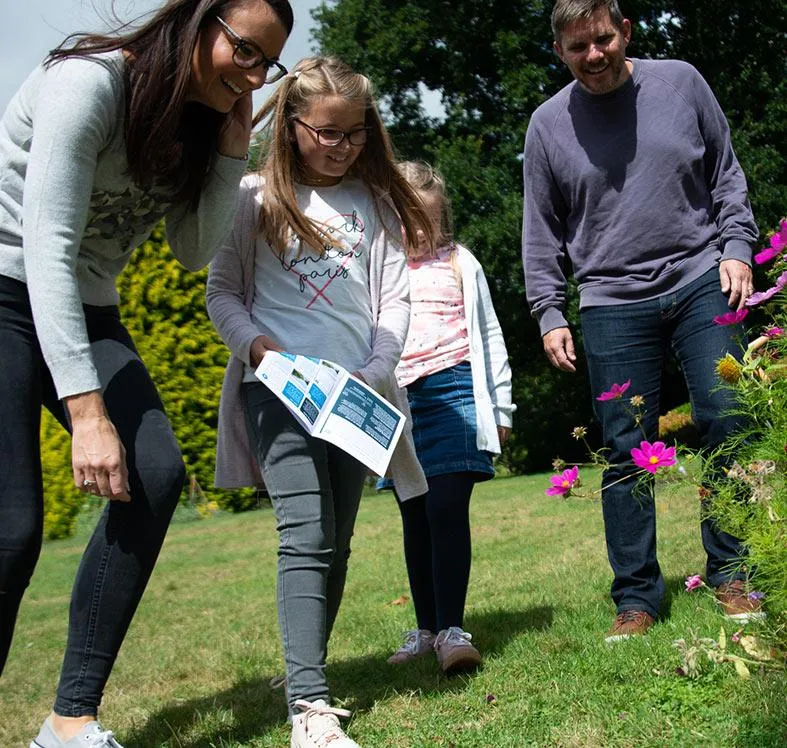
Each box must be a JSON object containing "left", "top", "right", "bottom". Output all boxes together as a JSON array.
[{"left": 206, "top": 174, "right": 427, "bottom": 499}]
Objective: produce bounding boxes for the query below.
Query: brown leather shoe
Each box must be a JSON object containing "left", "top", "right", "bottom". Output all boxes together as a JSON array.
[
  {"left": 714, "top": 580, "right": 766, "bottom": 622},
  {"left": 605, "top": 610, "right": 655, "bottom": 643}
]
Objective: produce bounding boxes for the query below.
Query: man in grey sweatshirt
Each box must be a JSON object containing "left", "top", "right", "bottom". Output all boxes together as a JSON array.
[{"left": 521, "top": 0, "right": 761, "bottom": 641}]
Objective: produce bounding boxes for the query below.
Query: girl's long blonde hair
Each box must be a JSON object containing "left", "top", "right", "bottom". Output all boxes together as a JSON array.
[{"left": 253, "top": 56, "right": 432, "bottom": 254}]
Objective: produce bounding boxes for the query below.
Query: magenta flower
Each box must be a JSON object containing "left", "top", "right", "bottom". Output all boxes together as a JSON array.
[
  {"left": 685, "top": 574, "right": 704, "bottom": 592},
  {"left": 631, "top": 440, "right": 677, "bottom": 474},
  {"left": 747, "top": 271, "right": 787, "bottom": 307},
  {"left": 596, "top": 379, "right": 631, "bottom": 401},
  {"left": 754, "top": 220, "right": 787, "bottom": 264},
  {"left": 764, "top": 326, "right": 784, "bottom": 338},
  {"left": 731, "top": 630, "right": 742, "bottom": 643},
  {"left": 754, "top": 246, "right": 782, "bottom": 265},
  {"left": 545, "top": 465, "right": 579, "bottom": 496},
  {"left": 745, "top": 285, "right": 783, "bottom": 307},
  {"left": 713, "top": 309, "right": 749, "bottom": 326}
]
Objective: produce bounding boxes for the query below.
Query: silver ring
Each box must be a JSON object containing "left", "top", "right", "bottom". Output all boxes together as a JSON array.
[{"left": 82, "top": 479, "right": 96, "bottom": 488}]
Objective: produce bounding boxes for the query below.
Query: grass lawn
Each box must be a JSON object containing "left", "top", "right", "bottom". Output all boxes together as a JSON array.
[{"left": 1, "top": 472, "right": 785, "bottom": 747}]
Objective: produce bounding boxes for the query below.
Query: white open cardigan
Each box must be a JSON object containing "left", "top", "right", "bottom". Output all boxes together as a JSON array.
[
  {"left": 206, "top": 174, "right": 427, "bottom": 500},
  {"left": 452, "top": 245, "right": 516, "bottom": 452}
]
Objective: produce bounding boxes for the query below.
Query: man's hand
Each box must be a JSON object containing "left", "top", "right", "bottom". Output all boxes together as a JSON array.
[
  {"left": 719, "top": 259, "right": 754, "bottom": 311},
  {"left": 543, "top": 327, "right": 577, "bottom": 372}
]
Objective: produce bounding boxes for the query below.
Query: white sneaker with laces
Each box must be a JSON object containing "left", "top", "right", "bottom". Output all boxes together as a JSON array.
[
  {"left": 291, "top": 699, "right": 359, "bottom": 748},
  {"left": 30, "top": 718, "right": 124, "bottom": 748},
  {"left": 434, "top": 626, "right": 482, "bottom": 674},
  {"left": 387, "top": 629, "right": 436, "bottom": 664}
]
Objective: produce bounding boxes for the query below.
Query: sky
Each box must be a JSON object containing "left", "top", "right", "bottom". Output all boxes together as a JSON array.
[{"left": 0, "top": 0, "right": 322, "bottom": 115}]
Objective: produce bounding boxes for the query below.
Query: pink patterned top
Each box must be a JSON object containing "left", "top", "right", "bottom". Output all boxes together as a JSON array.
[{"left": 396, "top": 244, "right": 471, "bottom": 388}]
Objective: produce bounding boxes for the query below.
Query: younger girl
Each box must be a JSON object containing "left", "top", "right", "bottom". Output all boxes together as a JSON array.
[
  {"left": 207, "top": 57, "right": 431, "bottom": 748},
  {"left": 384, "top": 161, "right": 515, "bottom": 674}
]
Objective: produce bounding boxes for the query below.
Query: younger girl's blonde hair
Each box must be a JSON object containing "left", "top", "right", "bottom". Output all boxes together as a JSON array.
[
  {"left": 396, "top": 160, "right": 454, "bottom": 253},
  {"left": 252, "top": 56, "right": 432, "bottom": 254}
]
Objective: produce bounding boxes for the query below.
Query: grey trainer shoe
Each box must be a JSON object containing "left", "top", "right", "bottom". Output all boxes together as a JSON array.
[
  {"left": 434, "top": 626, "right": 482, "bottom": 674},
  {"left": 387, "top": 629, "right": 436, "bottom": 664},
  {"left": 30, "top": 718, "right": 124, "bottom": 748}
]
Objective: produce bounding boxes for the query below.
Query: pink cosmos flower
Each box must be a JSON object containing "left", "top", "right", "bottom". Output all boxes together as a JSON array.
[
  {"left": 685, "top": 574, "right": 704, "bottom": 592},
  {"left": 596, "top": 379, "right": 631, "bottom": 401},
  {"left": 748, "top": 271, "right": 787, "bottom": 307},
  {"left": 545, "top": 465, "right": 579, "bottom": 496},
  {"left": 745, "top": 285, "right": 783, "bottom": 307},
  {"left": 764, "top": 326, "right": 784, "bottom": 338},
  {"left": 754, "top": 246, "right": 782, "bottom": 265},
  {"left": 713, "top": 309, "right": 749, "bottom": 326},
  {"left": 631, "top": 440, "right": 677, "bottom": 474},
  {"left": 754, "top": 219, "right": 787, "bottom": 264}
]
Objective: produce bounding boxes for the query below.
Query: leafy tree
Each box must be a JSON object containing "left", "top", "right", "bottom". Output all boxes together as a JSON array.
[{"left": 312, "top": 0, "right": 787, "bottom": 470}]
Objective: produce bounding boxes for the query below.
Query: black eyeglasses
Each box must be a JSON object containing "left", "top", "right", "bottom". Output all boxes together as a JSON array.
[
  {"left": 293, "top": 119, "right": 371, "bottom": 147},
  {"left": 215, "top": 16, "right": 288, "bottom": 83}
]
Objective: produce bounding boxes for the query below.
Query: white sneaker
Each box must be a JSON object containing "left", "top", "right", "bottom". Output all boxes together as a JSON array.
[
  {"left": 291, "top": 699, "right": 359, "bottom": 748},
  {"left": 387, "top": 629, "right": 436, "bottom": 664},
  {"left": 434, "top": 626, "right": 482, "bottom": 674},
  {"left": 30, "top": 718, "right": 124, "bottom": 748}
]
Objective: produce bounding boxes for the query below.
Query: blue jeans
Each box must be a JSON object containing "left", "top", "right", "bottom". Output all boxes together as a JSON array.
[
  {"left": 0, "top": 275, "right": 184, "bottom": 714},
  {"left": 242, "top": 382, "right": 367, "bottom": 714},
  {"left": 580, "top": 267, "right": 747, "bottom": 618}
]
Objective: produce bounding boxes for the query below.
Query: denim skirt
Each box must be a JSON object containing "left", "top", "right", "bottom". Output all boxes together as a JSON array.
[{"left": 381, "top": 361, "right": 494, "bottom": 489}]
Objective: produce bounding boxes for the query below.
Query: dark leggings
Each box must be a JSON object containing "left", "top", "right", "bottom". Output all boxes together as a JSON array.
[
  {"left": 0, "top": 275, "right": 184, "bottom": 715},
  {"left": 396, "top": 472, "right": 476, "bottom": 633}
]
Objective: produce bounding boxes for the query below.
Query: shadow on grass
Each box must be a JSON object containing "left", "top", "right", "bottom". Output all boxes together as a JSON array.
[
  {"left": 123, "top": 605, "right": 553, "bottom": 747},
  {"left": 122, "top": 676, "right": 288, "bottom": 748},
  {"left": 467, "top": 604, "right": 555, "bottom": 655},
  {"left": 331, "top": 604, "right": 555, "bottom": 713},
  {"left": 659, "top": 575, "right": 688, "bottom": 620}
]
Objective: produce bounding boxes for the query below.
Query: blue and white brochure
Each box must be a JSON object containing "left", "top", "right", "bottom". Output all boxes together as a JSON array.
[{"left": 255, "top": 352, "right": 405, "bottom": 476}]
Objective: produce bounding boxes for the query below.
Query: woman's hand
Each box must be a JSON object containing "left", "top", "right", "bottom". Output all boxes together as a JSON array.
[
  {"left": 497, "top": 425, "right": 512, "bottom": 447},
  {"left": 249, "top": 334, "right": 284, "bottom": 368},
  {"left": 65, "top": 391, "right": 131, "bottom": 501},
  {"left": 218, "top": 92, "right": 253, "bottom": 159}
]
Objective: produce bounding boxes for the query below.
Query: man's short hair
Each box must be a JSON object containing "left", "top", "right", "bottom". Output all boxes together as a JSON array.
[{"left": 551, "top": 0, "right": 625, "bottom": 41}]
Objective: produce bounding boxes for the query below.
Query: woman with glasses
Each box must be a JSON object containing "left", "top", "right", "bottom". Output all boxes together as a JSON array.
[
  {"left": 207, "top": 56, "right": 433, "bottom": 748},
  {"left": 0, "top": 2, "right": 292, "bottom": 746}
]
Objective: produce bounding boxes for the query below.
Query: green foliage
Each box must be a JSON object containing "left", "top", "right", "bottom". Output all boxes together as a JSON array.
[
  {"left": 116, "top": 224, "right": 258, "bottom": 514},
  {"left": 313, "top": 0, "right": 787, "bottom": 470},
  {"left": 40, "top": 411, "right": 86, "bottom": 540},
  {"left": 702, "top": 224, "right": 787, "bottom": 642},
  {"left": 696, "top": 220, "right": 787, "bottom": 651}
]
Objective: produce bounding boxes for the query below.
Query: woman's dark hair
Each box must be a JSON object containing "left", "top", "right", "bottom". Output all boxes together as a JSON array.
[{"left": 46, "top": 0, "right": 293, "bottom": 206}]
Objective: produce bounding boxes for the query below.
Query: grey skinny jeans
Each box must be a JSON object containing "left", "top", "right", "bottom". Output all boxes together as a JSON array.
[{"left": 242, "top": 382, "right": 367, "bottom": 713}]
